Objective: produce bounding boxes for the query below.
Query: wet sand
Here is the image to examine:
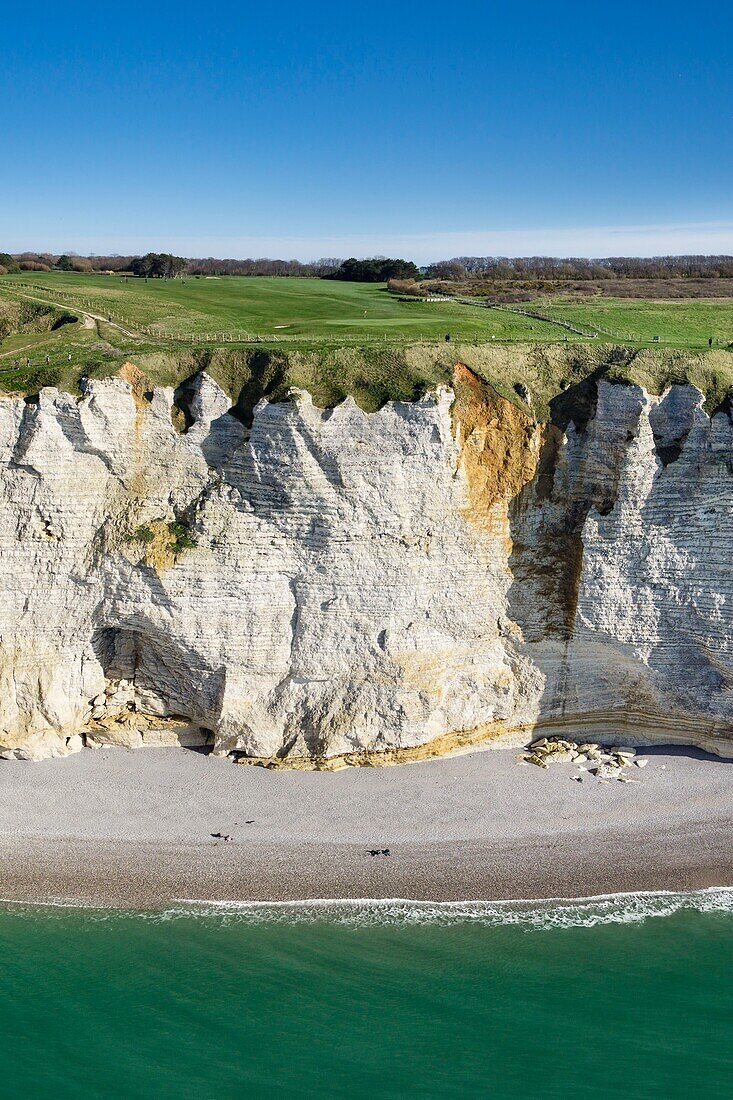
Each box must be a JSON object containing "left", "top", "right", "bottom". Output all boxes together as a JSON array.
[{"left": 0, "top": 745, "right": 730, "bottom": 907}]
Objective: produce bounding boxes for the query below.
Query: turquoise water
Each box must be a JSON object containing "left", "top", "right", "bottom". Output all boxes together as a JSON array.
[{"left": 1, "top": 891, "right": 732, "bottom": 1099}]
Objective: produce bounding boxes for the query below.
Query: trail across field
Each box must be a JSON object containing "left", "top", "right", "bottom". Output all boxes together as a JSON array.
[
  {"left": 0, "top": 332, "right": 59, "bottom": 359},
  {"left": 0, "top": 283, "right": 139, "bottom": 339},
  {"left": 0, "top": 274, "right": 574, "bottom": 346},
  {"left": 2, "top": 272, "right": 731, "bottom": 351}
]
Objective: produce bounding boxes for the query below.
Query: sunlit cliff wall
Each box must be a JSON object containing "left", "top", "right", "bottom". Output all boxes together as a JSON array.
[{"left": 0, "top": 362, "right": 730, "bottom": 762}]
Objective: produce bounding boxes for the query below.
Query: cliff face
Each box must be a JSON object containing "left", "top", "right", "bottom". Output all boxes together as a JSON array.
[{"left": 0, "top": 363, "right": 730, "bottom": 762}]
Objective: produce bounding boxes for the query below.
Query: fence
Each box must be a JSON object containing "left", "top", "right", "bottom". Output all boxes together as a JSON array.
[
  {"left": 524, "top": 297, "right": 645, "bottom": 342},
  {"left": 442, "top": 291, "right": 648, "bottom": 343},
  {"left": 0, "top": 279, "right": 146, "bottom": 334},
  {"left": 3, "top": 279, "right": 716, "bottom": 350}
]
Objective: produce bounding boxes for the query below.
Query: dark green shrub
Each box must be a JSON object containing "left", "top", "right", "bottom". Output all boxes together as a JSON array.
[
  {"left": 129, "top": 525, "right": 155, "bottom": 544},
  {"left": 168, "top": 522, "right": 197, "bottom": 552}
]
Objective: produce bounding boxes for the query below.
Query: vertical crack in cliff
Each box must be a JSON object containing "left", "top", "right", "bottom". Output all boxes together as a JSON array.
[
  {"left": 118, "top": 363, "right": 156, "bottom": 503},
  {"left": 531, "top": 373, "right": 601, "bottom": 643},
  {"left": 649, "top": 384, "right": 699, "bottom": 467},
  {"left": 450, "top": 362, "right": 594, "bottom": 652},
  {"left": 506, "top": 378, "right": 653, "bottom": 726},
  {"left": 507, "top": 374, "right": 649, "bottom": 646}
]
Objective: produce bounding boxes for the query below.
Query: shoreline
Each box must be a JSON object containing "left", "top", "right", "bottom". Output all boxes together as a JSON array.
[
  {"left": 1, "top": 745, "right": 731, "bottom": 909},
  {"left": 2, "top": 884, "right": 732, "bottom": 921},
  {"left": 1, "top": 833, "right": 731, "bottom": 910}
]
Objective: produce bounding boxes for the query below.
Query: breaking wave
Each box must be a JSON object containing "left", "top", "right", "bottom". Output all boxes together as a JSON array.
[
  {"left": 2, "top": 887, "right": 731, "bottom": 929},
  {"left": 161, "top": 886, "right": 733, "bottom": 929}
]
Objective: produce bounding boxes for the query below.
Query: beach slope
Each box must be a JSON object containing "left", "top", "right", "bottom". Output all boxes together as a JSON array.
[{"left": 0, "top": 747, "right": 730, "bottom": 906}]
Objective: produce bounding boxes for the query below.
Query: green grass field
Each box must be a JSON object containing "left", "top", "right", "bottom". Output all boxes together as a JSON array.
[
  {"left": 0, "top": 273, "right": 731, "bottom": 415},
  {"left": 2, "top": 272, "right": 732, "bottom": 352},
  {"left": 0, "top": 273, "right": 568, "bottom": 345},
  {"left": 528, "top": 297, "right": 733, "bottom": 347}
]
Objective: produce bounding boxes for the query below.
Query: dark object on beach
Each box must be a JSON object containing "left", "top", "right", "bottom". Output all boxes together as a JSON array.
[
  {"left": 211, "top": 831, "right": 234, "bottom": 840},
  {"left": 367, "top": 848, "right": 391, "bottom": 856}
]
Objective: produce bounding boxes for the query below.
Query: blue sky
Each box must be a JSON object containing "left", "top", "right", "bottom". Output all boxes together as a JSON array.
[{"left": 2, "top": 0, "right": 732, "bottom": 261}]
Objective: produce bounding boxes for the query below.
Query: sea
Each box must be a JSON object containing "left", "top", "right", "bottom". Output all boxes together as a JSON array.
[{"left": 1, "top": 888, "right": 731, "bottom": 1099}]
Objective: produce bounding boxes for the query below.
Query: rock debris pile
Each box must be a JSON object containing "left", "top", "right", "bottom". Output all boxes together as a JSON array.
[
  {"left": 83, "top": 680, "right": 212, "bottom": 751},
  {"left": 89, "top": 679, "right": 135, "bottom": 721},
  {"left": 519, "top": 737, "right": 650, "bottom": 782}
]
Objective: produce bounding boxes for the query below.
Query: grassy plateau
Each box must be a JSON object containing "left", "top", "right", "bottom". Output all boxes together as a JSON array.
[
  {"left": 0, "top": 273, "right": 564, "bottom": 344},
  {"left": 0, "top": 273, "right": 731, "bottom": 418},
  {"left": 527, "top": 296, "right": 733, "bottom": 346}
]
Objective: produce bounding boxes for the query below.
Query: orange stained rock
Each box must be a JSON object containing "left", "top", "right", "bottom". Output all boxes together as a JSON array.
[{"left": 451, "top": 363, "right": 541, "bottom": 536}]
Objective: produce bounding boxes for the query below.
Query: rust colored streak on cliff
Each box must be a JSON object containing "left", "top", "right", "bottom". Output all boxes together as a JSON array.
[{"left": 451, "top": 363, "right": 541, "bottom": 542}]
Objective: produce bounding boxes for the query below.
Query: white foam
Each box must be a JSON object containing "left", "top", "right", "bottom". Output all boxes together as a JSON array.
[
  {"left": 160, "top": 886, "right": 733, "bottom": 929},
  {"left": 2, "top": 886, "right": 731, "bottom": 929}
]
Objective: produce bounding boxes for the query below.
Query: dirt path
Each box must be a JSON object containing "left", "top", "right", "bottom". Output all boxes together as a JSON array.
[
  {"left": 0, "top": 330, "right": 63, "bottom": 360},
  {"left": 0, "top": 286, "right": 141, "bottom": 340}
]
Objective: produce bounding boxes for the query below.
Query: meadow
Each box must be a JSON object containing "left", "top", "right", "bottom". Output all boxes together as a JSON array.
[
  {"left": 0, "top": 273, "right": 566, "bottom": 345},
  {"left": 2, "top": 272, "right": 732, "bottom": 352},
  {"left": 529, "top": 296, "right": 733, "bottom": 347},
  {"left": 0, "top": 273, "right": 731, "bottom": 413}
]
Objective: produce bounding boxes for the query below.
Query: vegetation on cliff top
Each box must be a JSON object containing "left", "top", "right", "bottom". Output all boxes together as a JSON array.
[{"left": 0, "top": 273, "right": 731, "bottom": 419}]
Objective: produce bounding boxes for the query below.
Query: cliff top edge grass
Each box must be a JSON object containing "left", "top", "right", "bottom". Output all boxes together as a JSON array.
[
  {"left": 3, "top": 341, "right": 732, "bottom": 429},
  {"left": 0, "top": 275, "right": 732, "bottom": 421}
]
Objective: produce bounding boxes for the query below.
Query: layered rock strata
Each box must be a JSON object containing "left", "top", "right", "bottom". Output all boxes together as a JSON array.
[{"left": 0, "top": 363, "right": 730, "bottom": 762}]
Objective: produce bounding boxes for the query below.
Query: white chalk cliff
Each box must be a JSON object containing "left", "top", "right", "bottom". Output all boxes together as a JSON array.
[{"left": 0, "top": 363, "right": 730, "bottom": 762}]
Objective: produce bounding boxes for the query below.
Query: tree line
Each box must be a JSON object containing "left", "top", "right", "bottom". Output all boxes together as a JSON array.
[
  {"left": 129, "top": 253, "right": 187, "bottom": 278},
  {"left": 186, "top": 256, "right": 342, "bottom": 276},
  {"left": 0, "top": 252, "right": 344, "bottom": 277},
  {"left": 423, "top": 256, "right": 733, "bottom": 280},
  {"left": 3, "top": 251, "right": 733, "bottom": 281},
  {"left": 0, "top": 252, "right": 420, "bottom": 281},
  {"left": 325, "top": 257, "right": 421, "bottom": 282}
]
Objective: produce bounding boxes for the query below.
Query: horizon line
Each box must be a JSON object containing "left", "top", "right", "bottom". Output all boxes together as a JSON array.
[{"left": 4, "top": 221, "right": 733, "bottom": 266}]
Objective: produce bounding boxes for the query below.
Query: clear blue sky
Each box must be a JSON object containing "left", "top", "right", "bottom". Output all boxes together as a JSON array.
[{"left": 2, "top": 0, "right": 732, "bottom": 261}]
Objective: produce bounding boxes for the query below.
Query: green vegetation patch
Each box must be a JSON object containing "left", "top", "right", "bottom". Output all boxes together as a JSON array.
[
  {"left": 128, "top": 525, "right": 155, "bottom": 545},
  {"left": 168, "top": 522, "right": 198, "bottom": 552},
  {"left": 0, "top": 275, "right": 731, "bottom": 421},
  {"left": 0, "top": 272, "right": 574, "bottom": 344},
  {"left": 526, "top": 297, "right": 733, "bottom": 348},
  {"left": 0, "top": 298, "right": 73, "bottom": 341},
  {"left": 452, "top": 343, "right": 733, "bottom": 421}
]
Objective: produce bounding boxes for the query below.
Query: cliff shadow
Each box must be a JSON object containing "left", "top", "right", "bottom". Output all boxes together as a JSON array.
[
  {"left": 90, "top": 624, "right": 224, "bottom": 731},
  {"left": 505, "top": 369, "right": 605, "bottom": 650}
]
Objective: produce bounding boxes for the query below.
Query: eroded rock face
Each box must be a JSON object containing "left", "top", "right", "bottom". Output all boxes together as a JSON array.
[
  {"left": 508, "top": 381, "right": 732, "bottom": 751},
  {"left": 0, "top": 366, "right": 730, "bottom": 762}
]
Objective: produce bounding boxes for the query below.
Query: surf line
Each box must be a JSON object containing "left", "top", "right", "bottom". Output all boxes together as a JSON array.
[{"left": 164, "top": 886, "right": 733, "bottom": 926}]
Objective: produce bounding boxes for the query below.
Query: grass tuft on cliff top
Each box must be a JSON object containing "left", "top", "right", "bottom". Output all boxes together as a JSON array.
[{"left": 2, "top": 337, "right": 732, "bottom": 426}]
